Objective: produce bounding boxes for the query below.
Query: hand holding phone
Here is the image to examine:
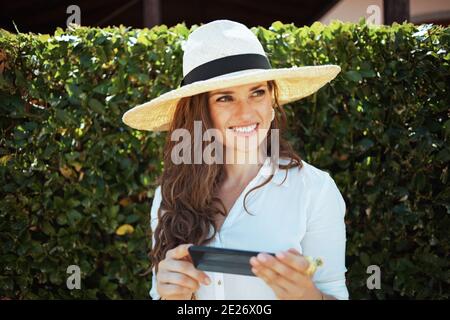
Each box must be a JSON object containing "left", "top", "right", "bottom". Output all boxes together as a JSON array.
[{"left": 156, "top": 244, "right": 212, "bottom": 300}]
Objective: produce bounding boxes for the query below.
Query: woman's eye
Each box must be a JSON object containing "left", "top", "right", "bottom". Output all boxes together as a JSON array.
[
  {"left": 217, "top": 95, "right": 232, "bottom": 102},
  {"left": 253, "top": 89, "right": 266, "bottom": 96},
  {"left": 216, "top": 90, "right": 265, "bottom": 102}
]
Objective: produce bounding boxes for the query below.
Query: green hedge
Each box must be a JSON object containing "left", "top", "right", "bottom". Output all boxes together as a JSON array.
[{"left": 0, "top": 20, "right": 449, "bottom": 299}]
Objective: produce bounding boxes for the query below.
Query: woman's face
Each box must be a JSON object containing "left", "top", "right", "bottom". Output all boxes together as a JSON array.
[{"left": 207, "top": 81, "right": 273, "bottom": 155}]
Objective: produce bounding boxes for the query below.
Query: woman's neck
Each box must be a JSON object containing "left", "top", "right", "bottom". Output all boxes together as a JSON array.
[{"left": 222, "top": 148, "right": 266, "bottom": 189}]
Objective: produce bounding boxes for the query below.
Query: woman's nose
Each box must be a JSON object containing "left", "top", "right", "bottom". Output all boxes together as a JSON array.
[{"left": 234, "top": 99, "right": 254, "bottom": 117}]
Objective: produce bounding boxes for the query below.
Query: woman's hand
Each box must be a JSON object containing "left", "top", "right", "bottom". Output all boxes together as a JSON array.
[
  {"left": 157, "top": 243, "right": 211, "bottom": 300},
  {"left": 250, "top": 248, "right": 326, "bottom": 300}
]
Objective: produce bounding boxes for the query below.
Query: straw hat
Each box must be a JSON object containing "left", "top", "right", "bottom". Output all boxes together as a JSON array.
[{"left": 122, "top": 19, "right": 341, "bottom": 131}]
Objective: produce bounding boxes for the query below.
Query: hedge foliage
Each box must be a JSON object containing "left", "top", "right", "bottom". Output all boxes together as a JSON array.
[{"left": 0, "top": 19, "right": 449, "bottom": 299}]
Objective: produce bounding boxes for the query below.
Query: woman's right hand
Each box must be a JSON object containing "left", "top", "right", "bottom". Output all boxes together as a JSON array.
[{"left": 156, "top": 243, "right": 211, "bottom": 300}]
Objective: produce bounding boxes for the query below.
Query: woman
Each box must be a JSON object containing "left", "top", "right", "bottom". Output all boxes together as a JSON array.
[{"left": 122, "top": 19, "right": 348, "bottom": 300}]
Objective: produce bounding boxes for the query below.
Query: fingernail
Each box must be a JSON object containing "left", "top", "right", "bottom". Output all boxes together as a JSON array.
[
  {"left": 276, "top": 252, "right": 286, "bottom": 259},
  {"left": 258, "top": 254, "right": 267, "bottom": 262},
  {"left": 203, "top": 277, "right": 211, "bottom": 285}
]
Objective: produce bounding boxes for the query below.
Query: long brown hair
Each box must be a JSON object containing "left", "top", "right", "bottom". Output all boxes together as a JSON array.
[{"left": 150, "top": 80, "right": 303, "bottom": 272}]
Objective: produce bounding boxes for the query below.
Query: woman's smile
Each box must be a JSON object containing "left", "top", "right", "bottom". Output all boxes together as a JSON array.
[{"left": 226, "top": 122, "right": 259, "bottom": 137}]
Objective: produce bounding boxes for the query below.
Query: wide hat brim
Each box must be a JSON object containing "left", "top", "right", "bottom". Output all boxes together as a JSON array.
[{"left": 122, "top": 64, "right": 341, "bottom": 131}]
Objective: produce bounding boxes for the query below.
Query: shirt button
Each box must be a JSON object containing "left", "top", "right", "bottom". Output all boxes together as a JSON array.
[{"left": 218, "top": 280, "right": 222, "bottom": 285}]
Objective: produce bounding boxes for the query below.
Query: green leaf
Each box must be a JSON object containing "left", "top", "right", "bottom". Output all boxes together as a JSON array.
[
  {"left": 89, "top": 98, "right": 105, "bottom": 114},
  {"left": 55, "top": 109, "right": 70, "bottom": 122},
  {"left": 41, "top": 221, "right": 55, "bottom": 235},
  {"left": 344, "top": 70, "right": 362, "bottom": 82},
  {"left": 67, "top": 210, "right": 83, "bottom": 224}
]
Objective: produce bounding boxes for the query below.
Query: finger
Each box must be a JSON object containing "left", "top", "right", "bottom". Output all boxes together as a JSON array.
[
  {"left": 287, "top": 248, "right": 301, "bottom": 255},
  {"left": 275, "top": 250, "right": 309, "bottom": 273},
  {"left": 181, "top": 254, "right": 194, "bottom": 264},
  {"left": 158, "top": 270, "right": 199, "bottom": 291},
  {"left": 170, "top": 294, "right": 192, "bottom": 300},
  {"left": 253, "top": 264, "right": 299, "bottom": 292},
  {"left": 255, "top": 253, "right": 300, "bottom": 281},
  {"left": 165, "top": 244, "right": 193, "bottom": 260},
  {"left": 252, "top": 267, "right": 290, "bottom": 299},
  {"left": 162, "top": 259, "right": 211, "bottom": 285},
  {"left": 159, "top": 283, "right": 192, "bottom": 297},
  {"left": 250, "top": 256, "right": 261, "bottom": 267}
]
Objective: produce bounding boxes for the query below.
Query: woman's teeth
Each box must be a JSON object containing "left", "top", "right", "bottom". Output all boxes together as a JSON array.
[{"left": 231, "top": 123, "right": 257, "bottom": 133}]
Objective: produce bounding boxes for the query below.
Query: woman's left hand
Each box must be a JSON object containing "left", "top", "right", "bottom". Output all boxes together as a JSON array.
[{"left": 250, "top": 248, "right": 323, "bottom": 300}]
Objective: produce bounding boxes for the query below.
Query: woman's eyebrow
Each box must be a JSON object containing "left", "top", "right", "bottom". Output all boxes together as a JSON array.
[{"left": 209, "top": 84, "right": 266, "bottom": 97}]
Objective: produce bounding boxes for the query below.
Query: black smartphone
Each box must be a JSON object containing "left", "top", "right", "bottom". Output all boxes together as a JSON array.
[{"left": 188, "top": 245, "right": 275, "bottom": 277}]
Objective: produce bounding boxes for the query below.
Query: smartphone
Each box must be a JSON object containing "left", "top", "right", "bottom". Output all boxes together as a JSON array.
[{"left": 188, "top": 245, "right": 275, "bottom": 277}]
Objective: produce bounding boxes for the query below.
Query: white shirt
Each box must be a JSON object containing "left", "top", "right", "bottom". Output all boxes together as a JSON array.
[{"left": 149, "top": 157, "right": 349, "bottom": 300}]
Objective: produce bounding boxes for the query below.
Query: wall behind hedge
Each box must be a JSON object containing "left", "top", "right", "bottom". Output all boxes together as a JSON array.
[{"left": 0, "top": 20, "right": 449, "bottom": 299}]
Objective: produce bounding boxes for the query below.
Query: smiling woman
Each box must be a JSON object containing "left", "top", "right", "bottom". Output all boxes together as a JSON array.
[{"left": 121, "top": 19, "right": 346, "bottom": 300}]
